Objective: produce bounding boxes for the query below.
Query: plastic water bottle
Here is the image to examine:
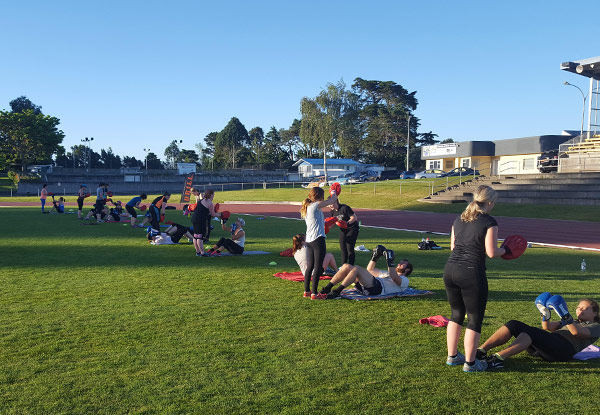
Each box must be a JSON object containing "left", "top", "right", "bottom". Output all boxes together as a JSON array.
[
  {"left": 581, "top": 259, "right": 587, "bottom": 272},
  {"left": 421, "top": 237, "right": 425, "bottom": 242}
]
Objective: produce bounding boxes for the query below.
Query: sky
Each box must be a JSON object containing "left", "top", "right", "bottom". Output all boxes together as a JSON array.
[{"left": 1, "top": 0, "right": 597, "bottom": 162}]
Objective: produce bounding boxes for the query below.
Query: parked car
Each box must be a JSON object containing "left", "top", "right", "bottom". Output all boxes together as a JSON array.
[
  {"left": 302, "top": 176, "right": 326, "bottom": 188},
  {"left": 347, "top": 171, "right": 363, "bottom": 183},
  {"left": 439, "top": 167, "right": 480, "bottom": 177},
  {"left": 378, "top": 170, "right": 400, "bottom": 180},
  {"left": 415, "top": 169, "right": 446, "bottom": 179},
  {"left": 399, "top": 170, "right": 417, "bottom": 179},
  {"left": 360, "top": 172, "right": 378, "bottom": 182}
]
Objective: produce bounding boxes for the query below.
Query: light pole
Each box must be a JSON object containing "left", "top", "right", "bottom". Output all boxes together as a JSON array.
[
  {"left": 563, "top": 81, "right": 587, "bottom": 143},
  {"left": 81, "top": 137, "right": 93, "bottom": 171},
  {"left": 173, "top": 139, "right": 183, "bottom": 169},
  {"left": 406, "top": 115, "right": 411, "bottom": 172},
  {"left": 143, "top": 148, "right": 151, "bottom": 173}
]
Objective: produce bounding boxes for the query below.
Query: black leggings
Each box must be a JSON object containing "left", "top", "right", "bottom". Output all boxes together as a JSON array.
[
  {"left": 304, "top": 236, "right": 326, "bottom": 294},
  {"left": 504, "top": 320, "right": 576, "bottom": 362},
  {"left": 149, "top": 205, "right": 161, "bottom": 230},
  {"left": 443, "top": 262, "right": 488, "bottom": 333},
  {"left": 216, "top": 237, "right": 244, "bottom": 255},
  {"left": 339, "top": 227, "right": 359, "bottom": 265},
  {"left": 77, "top": 197, "right": 84, "bottom": 211}
]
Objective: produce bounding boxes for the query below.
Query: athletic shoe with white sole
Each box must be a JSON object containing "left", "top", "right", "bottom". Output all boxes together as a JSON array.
[
  {"left": 486, "top": 355, "right": 505, "bottom": 370},
  {"left": 311, "top": 293, "right": 327, "bottom": 300},
  {"left": 303, "top": 291, "right": 311, "bottom": 298},
  {"left": 446, "top": 351, "right": 465, "bottom": 366},
  {"left": 463, "top": 359, "right": 488, "bottom": 372}
]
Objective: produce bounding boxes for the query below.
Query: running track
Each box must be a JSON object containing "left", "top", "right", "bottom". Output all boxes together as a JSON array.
[
  {"left": 3, "top": 201, "right": 599, "bottom": 251},
  {"left": 221, "top": 202, "right": 600, "bottom": 252}
]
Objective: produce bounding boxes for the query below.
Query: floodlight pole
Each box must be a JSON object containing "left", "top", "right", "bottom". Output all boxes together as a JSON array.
[
  {"left": 81, "top": 137, "right": 94, "bottom": 171},
  {"left": 563, "top": 81, "right": 587, "bottom": 143},
  {"left": 144, "top": 148, "right": 150, "bottom": 173},
  {"left": 406, "top": 115, "right": 411, "bottom": 172}
]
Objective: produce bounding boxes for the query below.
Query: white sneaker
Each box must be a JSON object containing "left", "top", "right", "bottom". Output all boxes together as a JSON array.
[{"left": 463, "top": 359, "right": 488, "bottom": 372}]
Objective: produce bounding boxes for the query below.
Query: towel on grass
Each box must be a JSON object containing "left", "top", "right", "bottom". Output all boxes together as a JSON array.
[
  {"left": 339, "top": 287, "right": 434, "bottom": 301},
  {"left": 273, "top": 271, "right": 332, "bottom": 282},
  {"left": 573, "top": 344, "right": 600, "bottom": 360},
  {"left": 419, "top": 315, "right": 449, "bottom": 327},
  {"left": 218, "top": 250, "right": 271, "bottom": 256}
]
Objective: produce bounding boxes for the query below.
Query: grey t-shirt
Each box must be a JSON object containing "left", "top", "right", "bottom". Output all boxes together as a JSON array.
[
  {"left": 556, "top": 321, "right": 600, "bottom": 353},
  {"left": 305, "top": 202, "right": 325, "bottom": 243}
]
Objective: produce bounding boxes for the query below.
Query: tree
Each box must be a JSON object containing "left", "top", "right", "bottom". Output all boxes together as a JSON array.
[
  {"left": 201, "top": 132, "right": 218, "bottom": 170},
  {"left": 417, "top": 131, "right": 439, "bottom": 146},
  {"left": 248, "top": 127, "right": 264, "bottom": 167},
  {"left": 263, "top": 126, "right": 287, "bottom": 169},
  {"left": 99, "top": 147, "right": 122, "bottom": 169},
  {"left": 279, "top": 119, "right": 301, "bottom": 162},
  {"left": 9, "top": 96, "right": 42, "bottom": 115},
  {"left": 440, "top": 138, "right": 455, "bottom": 144},
  {"left": 0, "top": 109, "right": 64, "bottom": 171},
  {"left": 122, "top": 156, "right": 143, "bottom": 168},
  {"left": 145, "top": 152, "right": 163, "bottom": 170},
  {"left": 214, "top": 117, "right": 249, "bottom": 169},
  {"left": 164, "top": 140, "right": 182, "bottom": 169},
  {"left": 179, "top": 149, "right": 199, "bottom": 163}
]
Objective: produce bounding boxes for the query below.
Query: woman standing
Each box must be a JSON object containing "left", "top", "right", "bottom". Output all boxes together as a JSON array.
[
  {"left": 300, "top": 186, "right": 338, "bottom": 300},
  {"left": 40, "top": 184, "right": 49, "bottom": 213},
  {"left": 444, "top": 185, "right": 507, "bottom": 372},
  {"left": 191, "top": 189, "right": 221, "bottom": 256},
  {"left": 329, "top": 198, "right": 360, "bottom": 265}
]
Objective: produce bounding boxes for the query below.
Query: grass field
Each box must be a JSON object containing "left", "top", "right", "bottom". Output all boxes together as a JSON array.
[{"left": 1, "top": 205, "right": 599, "bottom": 414}]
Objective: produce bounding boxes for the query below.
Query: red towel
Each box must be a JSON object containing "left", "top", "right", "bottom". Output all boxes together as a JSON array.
[
  {"left": 279, "top": 248, "right": 294, "bottom": 257},
  {"left": 419, "top": 315, "right": 449, "bottom": 327},
  {"left": 273, "top": 271, "right": 332, "bottom": 282}
]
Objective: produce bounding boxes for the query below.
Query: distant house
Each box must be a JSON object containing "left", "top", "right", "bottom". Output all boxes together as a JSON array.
[{"left": 293, "top": 158, "right": 367, "bottom": 179}]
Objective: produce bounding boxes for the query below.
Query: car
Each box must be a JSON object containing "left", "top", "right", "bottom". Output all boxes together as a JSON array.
[
  {"left": 379, "top": 170, "right": 400, "bottom": 180},
  {"left": 415, "top": 169, "right": 446, "bottom": 179},
  {"left": 360, "top": 172, "right": 378, "bottom": 182},
  {"left": 399, "top": 170, "right": 416, "bottom": 179},
  {"left": 302, "top": 176, "right": 326, "bottom": 188},
  {"left": 538, "top": 150, "right": 558, "bottom": 173},
  {"left": 439, "top": 167, "right": 480, "bottom": 177}
]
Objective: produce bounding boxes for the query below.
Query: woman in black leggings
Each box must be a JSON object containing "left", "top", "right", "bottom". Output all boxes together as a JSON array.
[
  {"left": 329, "top": 198, "right": 360, "bottom": 265},
  {"left": 300, "top": 186, "right": 338, "bottom": 300},
  {"left": 444, "top": 185, "right": 508, "bottom": 372}
]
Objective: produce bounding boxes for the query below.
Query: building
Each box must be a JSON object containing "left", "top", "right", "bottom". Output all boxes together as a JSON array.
[
  {"left": 293, "top": 158, "right": 367, "bottom": 179},
  {"left": 420, "top": 134, "right": 574, "bottom": 175}
]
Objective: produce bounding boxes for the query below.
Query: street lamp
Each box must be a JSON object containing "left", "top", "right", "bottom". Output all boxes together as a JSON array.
[
  {"left": 143, "top": 148, "right": 151, "bottom": 173},
  {"left": 406, "top": 115, "right": 411, "bottom": 172},
  {"left": 172, "top": 139, "right": 183, "bottom": 169},
  {"left": 563, "top": 81, "right": 587, "bottom": 143},
  {"left": 81, "top": 137, "right": 94, "bottom": 171}
]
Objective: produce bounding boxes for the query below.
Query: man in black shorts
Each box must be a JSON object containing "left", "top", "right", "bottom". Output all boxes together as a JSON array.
[{"left": 319, "top": 245, "right": 413, "bottom": 299}]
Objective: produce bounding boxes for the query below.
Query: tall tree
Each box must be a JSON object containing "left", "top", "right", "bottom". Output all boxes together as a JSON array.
[
  {"left": 164, "top": 140, "right": 182, "bottom": 169},
  {"left": 122, "top": 155, "right": 143, "bottom": 168},
  {"left": 145, "top": 152, "right": 163, "bottom": 170},
  {"left": 9, "top": 96, "right": 42, "bottom": 115},
  {"left": 214, "top": 117, "right": 249, "bottom": 169},
  {"left": 201, "top": 132, "right": 218, "bottom": 170},
  {"left": 263, "top": 126, "right": 287, "bottom": 169},
  {"left": 0, "top": 109, "right": 64, "bottom": 171},
  {"left": 99, "top": 147, "right": 121, "bottom": 169},
  {"left": 279, "top": 119, "right": 301, "bottom": 162},
  {"left": 248, "top": 127, "right": 264, "bottom": 167},
  {"left": 179, "top": 149, "right": 199, "bottom": 163}
]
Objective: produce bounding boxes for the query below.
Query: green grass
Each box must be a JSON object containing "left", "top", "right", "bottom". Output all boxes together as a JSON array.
[
  {"left": 1, "top": 176, "right": 598, "bottom": 222},
  {"left": 1, "top": 207, "right": 599, "bottom": 414}
]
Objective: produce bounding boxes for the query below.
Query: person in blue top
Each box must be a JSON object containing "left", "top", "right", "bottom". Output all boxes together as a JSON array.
[
  {"left": 125, "top": 193, "right": 147, "bottom": 227},
  {"left": 444, "top": 185, "right": 508, "bottom": 372},
  {"left": 300, "top": 186, "right": 338, "bottom": 300}
]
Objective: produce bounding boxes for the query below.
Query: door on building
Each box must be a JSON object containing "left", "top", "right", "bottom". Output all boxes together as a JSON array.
[{"left": 492, "top": 159, "right": 498, "bottom": 175}]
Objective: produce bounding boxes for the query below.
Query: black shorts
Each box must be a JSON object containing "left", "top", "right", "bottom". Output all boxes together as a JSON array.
[
  {"left": 126, "top": 204, "right": 137, "bottom": 218},
  {"left": 77, "top": 197, "right": 84, "bottom": 210},
  {"left": 363, "top": 277, "right": 382, "bottom": 296},
  {"left": 504, "top": 320, "right": 576, "bottom": 361}
]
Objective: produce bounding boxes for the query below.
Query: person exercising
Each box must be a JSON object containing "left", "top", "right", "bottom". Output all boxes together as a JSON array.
[
  {"left": 208, "top": 217, "right": 246, "bottom": 256},
  {"left": 479, "top": 294, "right": 600, "bottom": 370},
  {"left": 125, "top": 193, "right": 148, "bottom": 227},
  {"left": 329, "top": 198, "right": 360, "bottom": 265},
  {"left": 319, "top": 245, "right": 412, "bottom": 299}
]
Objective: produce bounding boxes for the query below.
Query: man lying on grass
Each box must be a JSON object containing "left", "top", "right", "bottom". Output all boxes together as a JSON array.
[
  {"left": 477, "top": 294, "right": 600, "bottom": 370},
  {"left": 319, "top": 245, "right": 413, "bottom": 299}
]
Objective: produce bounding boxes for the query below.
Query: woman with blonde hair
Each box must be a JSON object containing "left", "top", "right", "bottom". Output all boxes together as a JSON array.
[
  {"left": 300, "top": 186, "right": 338, "bottom": 299},
  {"left": 444, "top": 185, "right": 508, "bottom": 372}
]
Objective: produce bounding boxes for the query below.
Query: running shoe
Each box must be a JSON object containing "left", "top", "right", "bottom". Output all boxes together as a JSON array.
[
  {"left": 446, "top": 351, "right": 465, "bottom": 366},
  {"left": 476, "top": 348, "right": 487, "bottom": 360},
  {"left": 210, "top": 251, "right": 221, "bottom": 257},
  {"left": 326, "top": 290, "right": 341, "bottom": 300},
  {"left": 303, "top": 292, "right": 311, "bottom": 298},
  {"left": 486, "top": 355, "right": 505, "bottom": 370},
  {"left": 463, "top": 359, "right": 488, "bottom": 372},
  {"left": 310, "top": 293, "right": 327, "bottom": 300}
]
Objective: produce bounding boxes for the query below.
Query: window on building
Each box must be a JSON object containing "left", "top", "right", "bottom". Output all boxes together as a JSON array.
[
  {"left": 523, "top": 158, "right": 535, "bottom": 170},
  {"left": 445, "top": 160, "right": 454, "bottom": 170},
  {"left": 430, "top": 160, "right": 441, "bottom": 169},
  {"left": 461, "top": 158, "right": 470, "bottom": 168}
]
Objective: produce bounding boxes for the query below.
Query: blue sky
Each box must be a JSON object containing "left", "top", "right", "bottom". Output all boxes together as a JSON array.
[{"left": 1, "top": 0, "right": 597, "bottom": 161}]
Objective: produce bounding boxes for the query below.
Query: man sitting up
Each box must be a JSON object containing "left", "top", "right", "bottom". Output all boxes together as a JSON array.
[{"left": 320, "top": 245, "right": 413, "bottom": 299}]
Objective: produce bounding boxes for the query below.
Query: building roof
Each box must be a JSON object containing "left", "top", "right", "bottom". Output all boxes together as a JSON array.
[
  {"left": 561, "top": 56, "right": 600, "bottom": 80},
  {"left": 293, "top": 158, "right": 364, "bottom": 167}
]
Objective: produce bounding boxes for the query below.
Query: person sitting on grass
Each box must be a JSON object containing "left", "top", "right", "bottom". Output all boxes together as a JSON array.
[
  {"left": 49, "top": 195, "right": 65, "bottom": 214},
  {"left": 476, "top": 294, "right": 600, "bottom": 370},
  {"left": 84, "top": 205, "right": 109, "bottom": 221},
  {"left": 207, "top": 217, "right": 245, "bottom": 256},
  {"left": 320, "top": 245, "right": 413, "bottom": 299},
  {"left": 292, "top": 233, "right": 338, "bottom": 277}
]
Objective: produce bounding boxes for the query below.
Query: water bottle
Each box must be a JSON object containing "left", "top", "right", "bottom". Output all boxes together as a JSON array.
[
  {"left": 421, "top": 237, "right": 425, "bottom": 242},
  {"left": 581, "top": 259, "right": 587, "bottom": 272}
]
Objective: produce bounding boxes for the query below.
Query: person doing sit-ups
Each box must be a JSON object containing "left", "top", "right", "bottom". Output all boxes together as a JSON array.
[{"left": 319, "top": 245, "right": 413, "bottom": 299}]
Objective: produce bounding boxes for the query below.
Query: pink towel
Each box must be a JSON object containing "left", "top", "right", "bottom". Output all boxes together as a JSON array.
[
  {"left": 273, "top": 271, "right": 332, "bottom": 282},
  {"left": 419, "top": 315, "right": 449, "bottom": 327}
]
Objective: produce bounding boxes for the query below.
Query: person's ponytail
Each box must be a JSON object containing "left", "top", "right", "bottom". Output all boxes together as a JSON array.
[
  {"left": 300, "top": 198, "right": 311, "bottom": 218},
  {"left": 460, "top": 185, "right": 497, "bottom": 222}
]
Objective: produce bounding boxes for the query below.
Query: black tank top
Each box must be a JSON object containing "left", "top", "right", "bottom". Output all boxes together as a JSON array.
[{"left": 447, "top": 213, "right": 498, "bottom": 268}]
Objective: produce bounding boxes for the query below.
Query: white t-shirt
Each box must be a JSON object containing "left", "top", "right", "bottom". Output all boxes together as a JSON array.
[
  {"left": 294, "top": 245, "right": 310, "bottom": 275},
  {"left": 305, "top": 203, "right": 325, "bottom": 243},
  {"left": 233, "top": 228, "right": 245, "bottom": 247},
  {"left": 151, "top": 234, "right": 174, "bottom": 245},
  {"left": 376, "top": 271, "right": 409, "bottom": 295}
]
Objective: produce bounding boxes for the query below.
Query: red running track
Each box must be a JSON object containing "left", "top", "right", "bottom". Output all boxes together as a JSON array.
[{"left": 221, "top": 202, "right": 600, "bottom": 252}]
